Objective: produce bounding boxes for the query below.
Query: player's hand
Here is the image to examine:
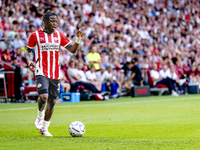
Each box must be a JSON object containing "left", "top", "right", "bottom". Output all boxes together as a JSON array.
[
  {"left": 76, "top": 29, "right": 85, "bottom": 38},
  {"left": 28, "top": 61, "right": 36, "bottom": 71}
]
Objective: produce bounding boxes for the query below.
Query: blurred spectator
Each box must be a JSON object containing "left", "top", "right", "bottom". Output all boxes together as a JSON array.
[
  {"left": 77, "top": 62, "right": 88, "bottom": 82},
  {"left": 2, "top": 48, "right": 11, "bottom": 62},
  {"left": 86, "top": 46, "right": 101, "bottom": 70},
  {"left": 104, "top": 65, "right": 121, "bottom": 91},
  {"left": 13, "top": 34, "right": 25, "bottom": 50},
  {"left": 159, "top": 64, "right": 169, "bottom": 79},
  {"left": 11, "top": 55, "right": 18, "bottom": 67},
  {"left": 76, "top": 50, "right": 86, "bottom": 65},
  {"left": 96, "top": 66, "right": 106, "bottom": 82},
  {"left": 67, "top": 60, "right": 102, "bottom": 92},
  {"left": 196, "top": 64, "right": 200, "bottom": 87},
  {"left": 59, "top": 50, "right": 71, "bottom": 67},
  {"left": 150, "top": 63, "right": 179, "bottom": 96},
  {"left": 188, "top": 63, "right": 197, "bottom": 83},
  {"left": 85, "top": 65, "right": 97, "bottom": 81},
  {"left": 124, "top": 57, "right": 145, "bottom": 91},
  {"left": 2, "top": 0, "right": 200, "bottom": 97},
  {"left": 77, "top": 62, "right": 102, "bottom": 91},
  {"left": 67, "top": 59, "right": 82, "bottom": 83},
  {"left": 159, "top": 63, "right": 186, "bottom": 94},
  {"left": 60, "top": 70, "right": 71, "bottom": 93}
]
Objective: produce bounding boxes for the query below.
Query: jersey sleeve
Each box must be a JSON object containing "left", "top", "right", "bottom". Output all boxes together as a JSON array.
[
  {"left": 60, "top": 31, "right": 71, "bottom": 47},
  {"left": 27, "top": 32, "right": 37, "bottom": 49}
]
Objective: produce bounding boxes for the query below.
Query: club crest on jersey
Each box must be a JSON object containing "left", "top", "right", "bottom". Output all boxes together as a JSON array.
[
  {"left": 54, "top": 37, "right": 59, "bottom": 42},
  {"left": 37, "top": 83, "right": 42, "bottom": 88}
]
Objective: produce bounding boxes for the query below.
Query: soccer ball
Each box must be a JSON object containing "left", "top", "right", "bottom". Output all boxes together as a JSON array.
[{"left": 69, "top": 121, "right": 85, "bottom": 137}]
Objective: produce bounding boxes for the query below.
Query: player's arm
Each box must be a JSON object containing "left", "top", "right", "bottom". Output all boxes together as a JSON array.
[
  {"left": 65, "top": 29, "right": 85, "bottom": 53},
  {"left": 25, "top": 47, "right": 36, "bottom": 71},
  {"left": 25, "top": 32, "right": 37, "bottom": 70}
]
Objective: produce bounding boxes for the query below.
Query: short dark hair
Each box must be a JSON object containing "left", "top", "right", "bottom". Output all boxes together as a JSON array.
[
  {"left": 131, "top": 57, "right": 138, "bottom": 64},
  {"left": 90, "top": 65, "right": 95, "bottom": 69},
  {"left": 69, "top": 59, "right": 75, "bottom": 63},
  {"left": 42, "top": 12, "right": 57, "bottom": 24}
]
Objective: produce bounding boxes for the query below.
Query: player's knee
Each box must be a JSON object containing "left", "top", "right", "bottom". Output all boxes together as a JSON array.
[{"left": 40, "top": 94, "right": 48, "bottom": 101}]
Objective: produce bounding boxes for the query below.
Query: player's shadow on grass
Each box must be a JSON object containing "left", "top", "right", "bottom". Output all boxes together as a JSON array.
[{"left": 53, "top": 136, "right": 86, "bottom": 139}]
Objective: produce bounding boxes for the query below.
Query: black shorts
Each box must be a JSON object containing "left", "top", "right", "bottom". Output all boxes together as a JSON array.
[{"left": 36, "top": 75, "right": 60, "bottom": 99}]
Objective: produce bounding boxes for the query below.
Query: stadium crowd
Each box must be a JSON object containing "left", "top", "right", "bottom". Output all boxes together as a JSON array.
[{"left": 1, "top": 0, "right": 200, "bottom": 98}]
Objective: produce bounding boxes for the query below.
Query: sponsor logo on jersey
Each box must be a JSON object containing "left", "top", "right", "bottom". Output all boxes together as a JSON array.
[{"left": 40, "top": 43, "right": 60, "bottom": 51}]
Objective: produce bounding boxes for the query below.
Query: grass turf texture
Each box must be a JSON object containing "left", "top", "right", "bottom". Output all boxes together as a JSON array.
[{"left": 1, "top": 95, "right": 200, "bottom": 149}]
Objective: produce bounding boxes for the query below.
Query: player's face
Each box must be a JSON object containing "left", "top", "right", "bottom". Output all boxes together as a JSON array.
[{"left": 48, "top": 16, "right": 58, "bottom": 30}]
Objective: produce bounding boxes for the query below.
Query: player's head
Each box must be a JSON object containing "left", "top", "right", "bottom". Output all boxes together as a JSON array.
[{"left": 43, "top": 12, "right": 58, "bottom": 29}]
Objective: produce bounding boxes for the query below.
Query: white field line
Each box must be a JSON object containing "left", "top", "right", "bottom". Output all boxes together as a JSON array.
[{"left": 0, "top": 97, "right": 200, "bottom": 112}]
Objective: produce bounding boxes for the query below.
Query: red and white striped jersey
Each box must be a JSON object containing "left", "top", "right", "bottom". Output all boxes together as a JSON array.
[{"left": 27, "top": 29, "right": 70, "bottom": 79}]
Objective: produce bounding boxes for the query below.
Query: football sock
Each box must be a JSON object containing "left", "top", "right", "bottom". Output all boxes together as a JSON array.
[
  {"left": 42, "top": 120, "right": 50, "bottom": 130},
  {"left": 38, "top": 110, "right": 44, "bottom": 118}
]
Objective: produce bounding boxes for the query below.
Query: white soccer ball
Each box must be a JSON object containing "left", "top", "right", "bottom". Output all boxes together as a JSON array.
[{"left": 69, "top": 121, "right": 85, "bottom": 137}]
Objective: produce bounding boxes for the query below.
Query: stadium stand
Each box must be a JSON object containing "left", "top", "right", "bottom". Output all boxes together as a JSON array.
[{"left": 1, "top": 0, "right": 200, "bottom": 102}]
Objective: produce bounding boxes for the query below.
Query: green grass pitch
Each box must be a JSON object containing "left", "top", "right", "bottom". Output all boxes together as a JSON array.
[{"left": 1, "top": 95, "right": 200, "bottom": 150}]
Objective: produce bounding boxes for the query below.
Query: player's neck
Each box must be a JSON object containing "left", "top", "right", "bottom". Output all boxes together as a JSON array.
[{"left": 43, "top": 27, "right": 54, "bottom": 34}]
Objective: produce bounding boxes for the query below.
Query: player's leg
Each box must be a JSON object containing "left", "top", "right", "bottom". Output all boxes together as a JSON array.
[
  {"left": 40, "top": 78, "right": 60, "bottom": 136},
  {"left": 44, "top": 98, "right": 56, "bottom": 121},
  {"left": 35, "top": 94, "right": 48, "bottom": 129},
  {"left": 35, "top": 76, "right": 49, "bottom": 130},
  {"left": 40, "top": 98, "right": 56, "bottom": 136}
]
